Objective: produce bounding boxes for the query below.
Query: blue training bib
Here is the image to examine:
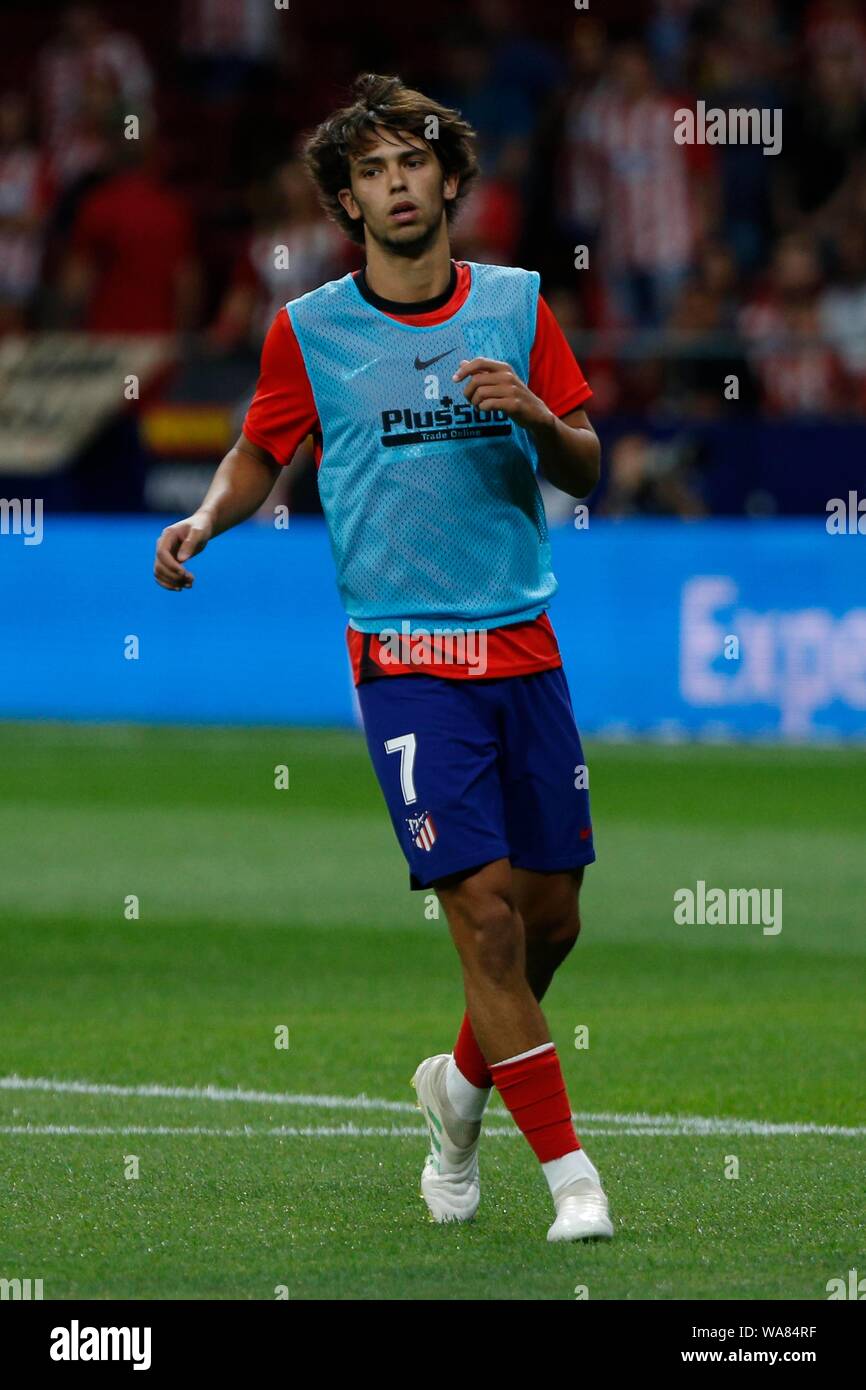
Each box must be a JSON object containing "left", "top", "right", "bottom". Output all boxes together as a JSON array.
[{"left": 288, "top": 261, "right": 557, "bottom": 633}]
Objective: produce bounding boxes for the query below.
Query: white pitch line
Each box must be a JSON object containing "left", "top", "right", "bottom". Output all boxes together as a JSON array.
[
  {"left": 1, "top": 1075, "right": 864, "bottom": 1139},
  {"left": 565, "top": 1112, "right": 866, "bottom": 1138},
  {"left": 0, "top": 1123, "right": 505, "bottom": 1139},
  {"left": 2, "top": 1123, "right": 865, "bottom": 1139},
  {"left": 0, "top": 1075, "right": 417, "bottom": 1113}
]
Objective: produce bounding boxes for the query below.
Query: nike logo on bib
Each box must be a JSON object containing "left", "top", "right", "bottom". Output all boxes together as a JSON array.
[{"left": 413, "top": 348, "right": 456, "bottom": 371}]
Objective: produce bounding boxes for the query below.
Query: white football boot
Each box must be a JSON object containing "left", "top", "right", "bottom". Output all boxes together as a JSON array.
[
  {"left": 411, "top": 1054, "right": 481, "bottom": 1223},
  {"left": 547, "top": 1177, "right": 614, "bottom": 1242}
]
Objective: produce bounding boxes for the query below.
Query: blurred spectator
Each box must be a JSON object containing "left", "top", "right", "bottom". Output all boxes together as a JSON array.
[
  {"left": 47, "top": 69, "right": 117, "bottom": 198},
  {"left": 59, "top": 127, "right": 200, "bottom": 334},
  {"left": 556, "top": 18, "right": 609, "bottom": 264},
  {"left": 575, "top": 41, "right": 716, "bottom": 329},
  {"left": 37, "top": 4, "right": 153, "bottom": 170},
  {"left": 477, "top": 0, "right": 564, "bottom": 124},
  {"left": 646, "top": 0, "right": 705, "bottom": 87},
  {"left": 695, "top": 241, "right": 740, "bottom": 330},
  {"left": 739, "top": 233, "right": 851, "bottom": 415},
  {"left": 450, "top": 177, "right": 523, "bottom": 264},
  {"left": 778, "top": 43, "right": 866, "bottom": 229},
  {"left": 434, "top": 24, "right": 533, "bottom": 260},
  {"left": 209, "top": 158, "right": 346, "bottom": 351},
  {"left": 179, "top": 0, "right": 280, "bottom": 96},
  {"left": 537, "top": 287, "right": 613, "bottom": 418},
  {"left": 820, "top": 226, "right": 866, "bottom": 407},
  {"left": 176, "top": 0, "right": 285, "bottom": 189},
  {"left": 435, "top": 28, "right": 533, "bottom": 184},
  {"left": 804, "top": 0, "right": 866, "bottom": 90},
  {"left": 663, "top": 271, "right": 757, "bottom": 419},
  {"left": 598, "top": 432, "right": 708, "bottom": 517},
  {"left": 0, "top": 92, "right": 54, "bottom": 332},
  {"left": 698, "top": 5, "right": 784, "bottom": 273}
]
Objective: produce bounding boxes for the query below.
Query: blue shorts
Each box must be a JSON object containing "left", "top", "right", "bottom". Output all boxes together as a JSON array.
[{"left": 356, "top": 666, "right": 595, "bottom": 890}]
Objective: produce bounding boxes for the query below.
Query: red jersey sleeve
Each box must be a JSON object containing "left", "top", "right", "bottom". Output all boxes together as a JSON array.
[
  {"left": 528, "top": 294, "right": 593, "bottom": 418},
  {"left": 242, "top": 308, "right": 319, "bottom": 466}
]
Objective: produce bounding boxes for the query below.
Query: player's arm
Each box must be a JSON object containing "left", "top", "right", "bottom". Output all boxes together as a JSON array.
[
  {"left": 154, "top": 307, "right": 316, "bottom": 591},
  {"left": 523, "top": 405, "right": 600, "bottom": 499},
  {"left": 453, "top": 358, "right": 601, "bottom": 499},
  {"left": 153, "top": 434, "right": 280, "bottom": 591}
]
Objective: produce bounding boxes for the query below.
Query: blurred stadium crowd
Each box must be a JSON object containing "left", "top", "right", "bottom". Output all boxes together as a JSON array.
[{"left": 2, "top": 0, "right": 865, "bottom": 515}]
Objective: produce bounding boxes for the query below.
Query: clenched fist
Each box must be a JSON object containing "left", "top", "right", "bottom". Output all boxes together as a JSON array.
[{"left": 153, "top": 512, "right": 214, "bottom": 591}]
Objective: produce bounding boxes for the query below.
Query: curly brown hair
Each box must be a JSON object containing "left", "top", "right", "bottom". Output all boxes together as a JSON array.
[{"left": 303, "top": 73, "right": 479, "bottom": 245}]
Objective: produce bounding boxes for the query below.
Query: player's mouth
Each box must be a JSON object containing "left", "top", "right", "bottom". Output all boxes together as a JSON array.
[{"left": 389, "top": 201, "right": 419, "bottom": 224}]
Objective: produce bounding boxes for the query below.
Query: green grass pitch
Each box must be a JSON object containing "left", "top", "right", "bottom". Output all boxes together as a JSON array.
[{"left": 0, "top": 723, "right": 864, "bottom": 1300}]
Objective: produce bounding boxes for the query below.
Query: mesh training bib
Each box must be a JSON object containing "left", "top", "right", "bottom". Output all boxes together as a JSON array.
[{"left": 288, "top": 261, "right": 557, "bottom": 633}]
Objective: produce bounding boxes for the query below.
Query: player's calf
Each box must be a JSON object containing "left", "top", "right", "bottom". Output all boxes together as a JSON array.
[
  {"left": 519, "top": 868, "right": 584, "bottom": 1001},
  {"left": 490, "top": 1042, "right": 614, "bottom": 1242},
  {"left": 438, "top": 862, "right": 612, "bottom": 1242},
  {"left": 437, "top": 859, "right": 550, "bottom": 1062}
]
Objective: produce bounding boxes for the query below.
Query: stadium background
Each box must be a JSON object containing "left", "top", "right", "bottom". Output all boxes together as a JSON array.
[
  {"left": 1, "top": 0, "right": 865, "bottom": 1303},
  {"left": 2, "top": 0, "right": 866, "bottom": 735}
]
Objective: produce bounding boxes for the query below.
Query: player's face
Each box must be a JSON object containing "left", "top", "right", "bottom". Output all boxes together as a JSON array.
[{"left": 340, "top": 129, "right": 458, "bottom": 256}]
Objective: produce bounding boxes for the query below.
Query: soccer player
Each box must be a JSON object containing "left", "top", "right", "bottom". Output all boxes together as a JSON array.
[{"left": 153, "top": 74, "right": 612, "bottom": 1243}]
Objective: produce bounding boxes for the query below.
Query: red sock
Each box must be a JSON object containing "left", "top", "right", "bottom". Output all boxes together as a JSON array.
[
  {"left": 490, "top": 1043, "right": 581, "bottom": 1163},
  {"left": 453, "top": 1012, "right": 492, "bottom": 1089}
]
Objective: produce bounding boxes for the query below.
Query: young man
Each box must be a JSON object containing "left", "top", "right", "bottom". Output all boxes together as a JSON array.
[{"left": 153, "top": 73, "right": 612, "bottom": 1243}]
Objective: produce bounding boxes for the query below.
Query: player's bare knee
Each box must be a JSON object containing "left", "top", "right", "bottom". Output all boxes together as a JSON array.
[
  {"left": 457, "top": 895, "right": 522, "bottom": 985},
  {"left": 523, "top": 879, "right": 582, "bottom": 949},
  {"left": 536, "top": 906, "right": 581, "bottom": 953}
]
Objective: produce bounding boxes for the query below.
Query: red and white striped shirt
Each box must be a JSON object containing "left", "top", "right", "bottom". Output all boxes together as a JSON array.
[{"left": 578, "top": 89, "right": 703, "bottom": 273}]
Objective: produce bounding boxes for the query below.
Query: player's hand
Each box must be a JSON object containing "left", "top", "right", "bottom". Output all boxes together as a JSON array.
[
  {"left": 153, "top": 512, "right": 214, "bottom": 591},
  {"left": 453, "top": 357, "right": 553, "bottom": 431}
]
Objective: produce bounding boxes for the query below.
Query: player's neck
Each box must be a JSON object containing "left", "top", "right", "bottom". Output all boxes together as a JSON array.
[{"left": 362, "top": 231, "right": 453, "bottom": 305}]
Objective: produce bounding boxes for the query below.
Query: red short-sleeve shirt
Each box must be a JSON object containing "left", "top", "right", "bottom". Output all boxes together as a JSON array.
[{"left": 243, "top": 261, "right": 592, "bottom": 684}]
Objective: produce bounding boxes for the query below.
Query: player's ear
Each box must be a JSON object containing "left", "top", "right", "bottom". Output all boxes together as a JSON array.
[
  {"left": 337, "top": 187, "right": 363, "bottom": 223},
  {"left": 442, "top": 173, "right": 459, "bottom": 204}
]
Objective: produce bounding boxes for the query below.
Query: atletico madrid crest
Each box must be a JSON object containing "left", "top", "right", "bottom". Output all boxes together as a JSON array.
[{"left": 406, "top": 810, "right": 438, "bottom": 851}]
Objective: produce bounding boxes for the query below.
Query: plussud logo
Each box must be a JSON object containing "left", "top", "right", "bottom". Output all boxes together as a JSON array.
[{"left": 380, "top": 400, "right": 512, "bottom": 448}]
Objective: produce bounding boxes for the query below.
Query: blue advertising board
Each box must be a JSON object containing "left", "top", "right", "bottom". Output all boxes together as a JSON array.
[{"left": 1, "top": 515, "right": 864, "bottom": 740}]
